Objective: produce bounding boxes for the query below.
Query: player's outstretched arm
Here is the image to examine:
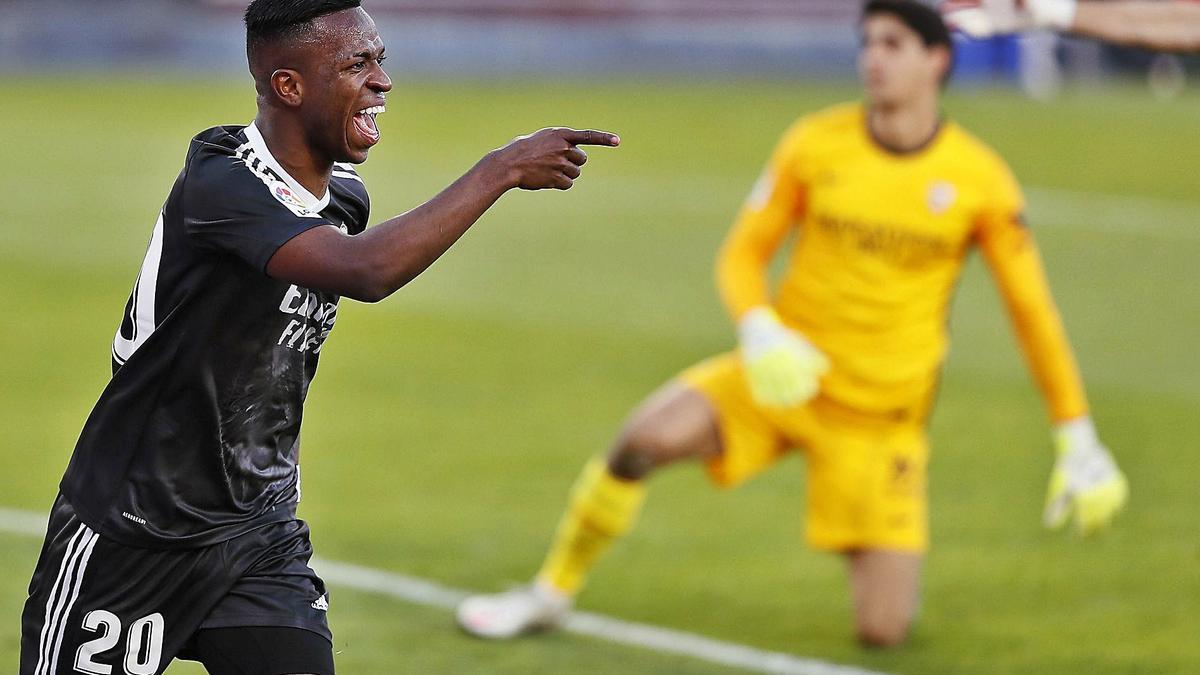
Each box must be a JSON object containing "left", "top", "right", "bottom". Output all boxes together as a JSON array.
[
  {"left": 944, "top": 0, "right": 1200, "bottom": 52},
  {"left": 266, "top": 127, "right": 619, "bottom": 302}
]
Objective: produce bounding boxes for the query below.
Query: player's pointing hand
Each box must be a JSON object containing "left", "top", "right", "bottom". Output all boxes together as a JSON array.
[{"left": 488, "top": 127, "right": 620, "bottom": 191}]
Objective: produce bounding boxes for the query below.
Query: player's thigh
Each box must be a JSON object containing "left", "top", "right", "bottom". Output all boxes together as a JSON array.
[
  {"left": 609, "top": 379, "right": 724, "bottom": 477},
  {"left": 196, "top": 519, "right": 331, "bottom": 643},
  {"left": 845, "top": 549, "right": 922, "bottom": 646},
  {"left": 21, "top": 496, "right": 229, "bottom": 675},
  {"left": 191, "top": 626, "right": 334, "bottom": 675}
]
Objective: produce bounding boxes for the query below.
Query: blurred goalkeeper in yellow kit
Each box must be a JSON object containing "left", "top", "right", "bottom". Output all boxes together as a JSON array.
[{"left": 459, "top": 0, "right": 1128, "bottom": 647}]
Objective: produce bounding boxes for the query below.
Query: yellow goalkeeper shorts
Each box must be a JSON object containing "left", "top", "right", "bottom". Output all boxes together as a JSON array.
[{"left": 679, "top": 352, "right": 929, "bottom": 553}]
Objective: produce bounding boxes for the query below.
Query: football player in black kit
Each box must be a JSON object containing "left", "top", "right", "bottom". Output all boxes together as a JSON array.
[{"left": 19, "top": 1, "right": 619, "bottom": 673}]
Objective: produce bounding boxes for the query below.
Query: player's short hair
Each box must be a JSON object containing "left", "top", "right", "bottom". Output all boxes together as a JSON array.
[
  {"left": 244, "top": 0, "right": 363, "bottom": 62},
  {"left": 861, "top": 0, "right": 955, "bottom": 81}
]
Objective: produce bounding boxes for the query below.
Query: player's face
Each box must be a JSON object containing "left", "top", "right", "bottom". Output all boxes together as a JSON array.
[
  {"left": 302, "top": 8, "right": 392, "bottom": 164},
  {"left": 857, "top": 15, "right": 945, "bottom": 108}
]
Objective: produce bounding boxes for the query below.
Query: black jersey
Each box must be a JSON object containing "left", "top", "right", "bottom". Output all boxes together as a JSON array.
[{"left": 60, "top": 123, "right": 370, "bottom": 549}]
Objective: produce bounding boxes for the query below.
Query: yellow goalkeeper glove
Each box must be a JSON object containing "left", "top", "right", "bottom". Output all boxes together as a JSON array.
[
  {"left": 941, "top": 0, "right": 1077, "bottom": 39},
  {"left": 737, "top": 307, "right": 829, "bottom": 408},
  {"left": 1043, "top": 417, "right": 1129, "bottom": 535}
]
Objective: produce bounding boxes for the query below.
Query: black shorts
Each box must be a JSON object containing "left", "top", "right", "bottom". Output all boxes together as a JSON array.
[{"left": 20, "top": 494, "right": 331, "bottom": 675}]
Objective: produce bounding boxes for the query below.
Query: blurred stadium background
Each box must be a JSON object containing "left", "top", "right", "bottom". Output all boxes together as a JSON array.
[{"left": 1, "top": 1, "right": 1198, "bottom": 673}]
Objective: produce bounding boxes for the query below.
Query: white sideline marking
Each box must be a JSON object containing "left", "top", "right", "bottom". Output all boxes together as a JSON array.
[
  {"left": 1, "top": 508, "right": 885, "bottom": 675},
  {"left": 0, "top": 507, "right": 50, "bottom": 536}
]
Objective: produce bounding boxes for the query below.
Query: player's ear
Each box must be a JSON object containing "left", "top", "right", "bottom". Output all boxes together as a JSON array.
[
  {"left": 270, "top": 69, "right": 304, "bottom": 108},
  {"left": 930, "top": 45, "right": 952, "bottom": 87}
]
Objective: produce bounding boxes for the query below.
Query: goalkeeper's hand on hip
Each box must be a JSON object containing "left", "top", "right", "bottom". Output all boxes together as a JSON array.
[
  {"left": 1043, "top": 416, "right": 1129, "bottom": 536},
  {"left": 737, "top": 307, "right": 829, "bottom": 408}
]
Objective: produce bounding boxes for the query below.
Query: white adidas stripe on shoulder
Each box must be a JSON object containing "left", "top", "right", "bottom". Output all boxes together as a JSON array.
[
  {"left": 333, "top": 162, "right": 364, "bottom": 183},
  {"left": 232, "top": 138, "right": 326, "bottom": 219},
  {"left": 332, "top": 170, "right": 363, "bottom": 183}
]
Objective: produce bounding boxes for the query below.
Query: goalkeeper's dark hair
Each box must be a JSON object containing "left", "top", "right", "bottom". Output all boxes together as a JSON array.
[
  {"left": 245, "top": 0, "right": 363, "bottom": 63},
  {"left": 862, "top": 0, "right": 955, "bottom": 83}
]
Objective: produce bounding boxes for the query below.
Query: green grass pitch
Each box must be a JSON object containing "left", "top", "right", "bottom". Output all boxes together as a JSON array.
[{"left": 1, "top": 76, "right": 1198, "bottom": 673}]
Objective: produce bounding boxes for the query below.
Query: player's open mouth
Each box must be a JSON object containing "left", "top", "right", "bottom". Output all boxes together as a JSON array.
[{"left": 352, "top": 105, "right": 385, "bottom": 146}]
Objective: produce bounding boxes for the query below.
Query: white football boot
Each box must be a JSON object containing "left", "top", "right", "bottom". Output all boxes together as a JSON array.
[{"left": 456, "top": 581, "right": 572, "bottom": 639}]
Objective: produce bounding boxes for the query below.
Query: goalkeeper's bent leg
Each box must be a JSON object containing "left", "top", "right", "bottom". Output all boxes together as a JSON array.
[
  {"left": 536, "top": 457, "right": 647, "bottom": 595},
  {"left": 537, "top": 382, "right": 723, "bottom": 595}
]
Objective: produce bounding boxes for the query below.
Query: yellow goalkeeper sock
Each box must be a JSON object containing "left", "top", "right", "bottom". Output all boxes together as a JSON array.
[{"left": 536, "top": 457, "right": 647, "bottom": 596}]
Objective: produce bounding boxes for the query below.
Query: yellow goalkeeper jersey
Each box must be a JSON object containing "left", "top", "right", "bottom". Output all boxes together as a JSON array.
[{"left": 716, "top": 102, "right": 1087, "bottom": 422}]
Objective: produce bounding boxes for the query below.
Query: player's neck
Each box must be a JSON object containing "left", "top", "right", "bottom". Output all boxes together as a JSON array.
[
  {"left": 866, "top": 97, "right": 941, "bottom": 155},
  {"left": 253, "top": 115, "right": 333, "bottom": 199}
]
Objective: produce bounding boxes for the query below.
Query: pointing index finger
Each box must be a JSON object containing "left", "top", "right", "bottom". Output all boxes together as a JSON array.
[{"left": 561, "top": 128, "right": 620, "bottom": 147}]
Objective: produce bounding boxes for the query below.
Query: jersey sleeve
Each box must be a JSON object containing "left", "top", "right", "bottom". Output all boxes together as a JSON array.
[
  {"left": 975, "top": 158, "right": 1089, "bottom": 422},
  {"left": 181, "top": 147, "right": 334, "bottom": 273},
  {"left": 715, "top": 120, "right": 809, "bottom": 320}
]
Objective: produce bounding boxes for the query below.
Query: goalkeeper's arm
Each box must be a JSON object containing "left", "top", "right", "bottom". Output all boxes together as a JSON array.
[
  {"left": 716, "top": 180, "right": 830, "bottom": 408},
  {"left": 978, "top": 214, "right": 1088, "bottom": 424},
  {"left": 978, "top": 209, "right": 1128, "bottom": 534},
  {"left": 715, "top": 125, "right": 829, "bottom": 408}
]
